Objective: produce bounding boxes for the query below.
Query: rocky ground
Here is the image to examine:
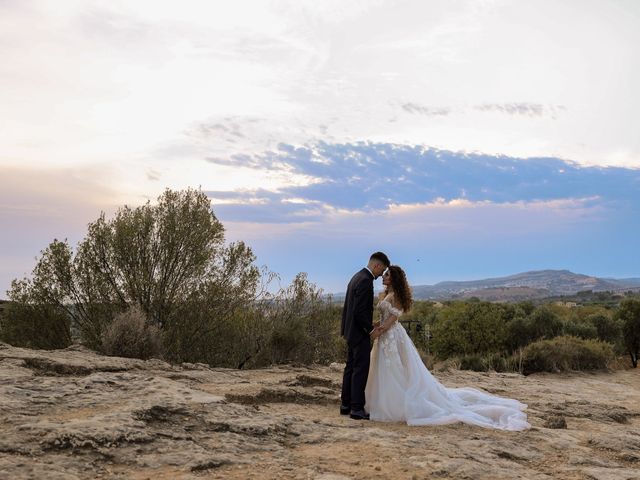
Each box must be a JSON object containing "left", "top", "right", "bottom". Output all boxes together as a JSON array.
[{"left": 0, "top": 343, "right": 639, "bottom": 480}]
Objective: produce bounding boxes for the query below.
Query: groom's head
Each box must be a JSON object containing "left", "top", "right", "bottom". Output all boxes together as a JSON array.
[{"left": 367, "top": 251, "right": 390, "bottom": 279}]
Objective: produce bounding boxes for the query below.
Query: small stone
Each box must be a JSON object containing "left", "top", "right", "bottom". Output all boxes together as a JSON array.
[{"left": 544, "top": 415, "right": 567, "bottom": 429}]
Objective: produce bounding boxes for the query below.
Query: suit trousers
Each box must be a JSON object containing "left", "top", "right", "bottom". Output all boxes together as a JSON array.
[{"left": 341, "top": 335, "right": 371, "bottom": 411}]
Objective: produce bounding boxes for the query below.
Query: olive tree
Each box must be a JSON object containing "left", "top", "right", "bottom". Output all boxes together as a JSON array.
[{"left": 2, "top": 188, "right": 261, "bottom": 359}]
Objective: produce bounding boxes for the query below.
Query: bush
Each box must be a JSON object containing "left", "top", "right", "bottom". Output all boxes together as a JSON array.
[
  {"left": 255, "top": 273, "right": 343, "bottom": 366},
  {"left": 588, "top": 313, "right": 621, "bottom": 345},
  {"left": 101, "top": 306, "right": 163, "bottom": 359},
  {"left": 563, "top": 320, "right": 598, "bottom": 340},
  {"left": 0, "top": 301, "right": 71, "bottom": 349},
  {"left": 459, "top": 353, "right": 511, "bottom": 372},
  {"left": 528, "top": 307, "right": 563, "bottom": 340},
  {"left": 521, "top": 336, "right": 613, "bottom": 374},
  {"left": 615, "top": 299, "right": 640, "bottom": 368},
  {"left": 430, "top": 301, "right": 509, "bottom": 358},
  {"left": 459, "top": 354, "right": 486, "bottom": 372}
]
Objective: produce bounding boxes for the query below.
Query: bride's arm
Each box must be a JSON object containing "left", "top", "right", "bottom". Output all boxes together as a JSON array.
[
  {"left": 378, "top": 314, "right": 398, "bottom": 333},
  {"left": 378, "top": 299, "right": 402, "bottom": 334}
]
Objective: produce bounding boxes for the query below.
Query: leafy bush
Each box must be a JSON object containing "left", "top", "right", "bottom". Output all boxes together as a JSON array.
[
  {"left": 615, "top": 299, "right": 640, "bottom": 368},
  {"left": 0, "top": 300, "right": 71, "bottom": 349},
  {"left": 101, "top": 306, "right": 163, "bottom": 359},
  {"left": 563, "top": 320, "right": 598, "bottom": 340},
  {"left": 431, "top": 302, "right": 509, "bottom": 358},
  {"left": 505, "top": 306, "right": 564, "bottom": 352},
  {"left": 459, "top": 354, "right": 486, "bottom": 372},
  {"left": 521, "top": 336, "right": 613, "bottom": 374},
  {"left": 459, "top": 353, "right": 511, "bottom": 372},
  {"left": 528, "top": 307, "right": 563, "bottom": 340},
  {"left": 256, "top": 273, "right": 343, "bottom": 366},
  {"left": 588, "top": 313, "right": 621, "bottom": 345}
]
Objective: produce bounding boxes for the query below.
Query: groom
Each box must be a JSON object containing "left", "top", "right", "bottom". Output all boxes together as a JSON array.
[{"left": 340, "top": 251, "right": 390, "bottom": 420}]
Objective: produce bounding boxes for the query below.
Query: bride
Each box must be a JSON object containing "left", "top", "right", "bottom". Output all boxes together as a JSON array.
[{"left": 365, "top": 266, "right": 530, "bottom": 431}]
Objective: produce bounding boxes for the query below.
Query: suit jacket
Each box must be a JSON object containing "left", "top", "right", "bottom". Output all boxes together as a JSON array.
[{"left": 341, "top": 268, "right": 374, "bottom": 345}]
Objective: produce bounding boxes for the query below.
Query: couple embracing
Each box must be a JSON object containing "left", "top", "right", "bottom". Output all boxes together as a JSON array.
[{"left": 340, "top": 252, "right": 530, "bottom": 430}]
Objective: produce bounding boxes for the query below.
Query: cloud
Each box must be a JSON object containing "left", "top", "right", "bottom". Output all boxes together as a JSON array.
[
  {"left": 146, "top": 168, "right": 161, "bottom": 181},
  {"left": 203, "top": 142, "right": 640, "bottom": 224},
  {"left": 401, "top": 103, "right": 452, "bottom": 116},
  {"left": 474, "top": 103, "right": 566, "bottom": 118},
  {"left": 399, "top": 102, "right": 567, "bottom": 119}
]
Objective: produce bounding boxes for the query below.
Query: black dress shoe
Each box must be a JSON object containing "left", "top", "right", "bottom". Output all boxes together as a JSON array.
[
  {"left": 340, "top": 404, "right": 350, "bottom": 415},
  {"left": 349, "top": 409, "right": 370, "bottom": 420}
]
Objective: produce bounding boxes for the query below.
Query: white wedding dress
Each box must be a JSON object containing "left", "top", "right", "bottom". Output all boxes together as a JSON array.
[{"left": 365, "top": 297, "right": 530, "bottom": 431}]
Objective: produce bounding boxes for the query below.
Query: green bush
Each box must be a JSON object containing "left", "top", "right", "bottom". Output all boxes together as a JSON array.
[
  {"left": 101, "top": 306, "right": 163, "bottom": 360},
  {"left": 528, "top": 307, "right": 563, "bottom": 340},
  {"left": 431, "top": 301, "right": 509, "bottom": 358},
  {"left": 459, "top": 354, "right": 485, "bottom": 371},
  {"left": 563, "top": 320, "right": 598, "bottom": 339},
  {"left": 458, "top": 353, "right": 511, "bottom": 372},
  {"left": 521, "top": 336, "right": 613, "bottom": 374},
  {"left": 587, "top": 313, "right": 621, "bottom": 345},
  {"left": 255, "top": 273, "right": 343, "bottom": 366},
  {"left": 615, "top": 299, "right": 640, "bottom": 368},
  {"left": 0, "top": 301, "right": 71, "bottom": 349}
]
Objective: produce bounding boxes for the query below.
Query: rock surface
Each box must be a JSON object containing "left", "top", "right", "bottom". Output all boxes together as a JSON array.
[{"left": 1, "top": 342, "right": 639, "bottom": 479}]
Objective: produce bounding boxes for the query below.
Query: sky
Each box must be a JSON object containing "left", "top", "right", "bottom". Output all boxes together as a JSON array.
[{"left": 1, "top": 0, "right": 639, "bottom": 296}]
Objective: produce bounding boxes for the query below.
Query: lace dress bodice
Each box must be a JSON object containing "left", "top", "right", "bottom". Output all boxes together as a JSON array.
[
  {"left": 378, "top": 297, "right": 403, "bottom": 325},
  {"left": 377, "top": 297, "right": 404, "bottom": 367}
]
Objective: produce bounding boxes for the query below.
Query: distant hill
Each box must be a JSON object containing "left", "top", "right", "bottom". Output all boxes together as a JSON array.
[
  {"left": 329, "top": 270, "right": 640, "bottom": 302},
  {"left": 411, "top": 270, "right": 640, "bottom": 301}
]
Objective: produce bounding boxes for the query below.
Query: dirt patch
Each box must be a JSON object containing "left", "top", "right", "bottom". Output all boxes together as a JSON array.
[{"left": 226, "top": 387, "right": 336, "bottom": 406}]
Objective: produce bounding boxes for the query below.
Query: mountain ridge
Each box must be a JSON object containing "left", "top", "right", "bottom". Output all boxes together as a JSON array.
[
  {"left": 412, "top": 269, "right": 640, "bottom": 300},
  {"left": 330, "top": 269, "right": 640, "bottom": 301}
]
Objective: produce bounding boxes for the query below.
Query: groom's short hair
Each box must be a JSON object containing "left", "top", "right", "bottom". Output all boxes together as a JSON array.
[{"left": 370, "top": 251, "right": 390, "bottom": 267}]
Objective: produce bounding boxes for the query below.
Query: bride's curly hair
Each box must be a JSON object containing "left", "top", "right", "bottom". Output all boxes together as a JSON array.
[{"left": 387, "top": 265, "right": 413, "bottom": 312}]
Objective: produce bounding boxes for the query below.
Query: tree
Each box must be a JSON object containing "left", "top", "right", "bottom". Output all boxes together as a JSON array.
[
  {"left": 528, "top": 307, "right": 563, "bottom": 341},
  {"left": 587, "top": 313, "right": 621, "bottom": 345},
  {"left": 4, "top": 189, "right": 260, "bottom": 358},
  {"left": 615, "top": 299, "right": 640, "bottom": 368},
  {"left": 431, "top": 301, "right": 508, "bottom": 358},
  {"left": 1, "top": 241, "right": 73, "bottom": 349}
]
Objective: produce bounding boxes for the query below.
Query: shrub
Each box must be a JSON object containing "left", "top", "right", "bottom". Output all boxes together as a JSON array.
[
  {"left": 505, "top": 316, "right": 531, "bottom": 351},
  {"left": 0, "top": 301, "right": 71, "bottom": 349},
  {"left": 458, "top": 353, "right": 510, "bottom": 372},
  {"left": 459, "top": 354, "right": 486, "bottom": 372},
  {"left": 101, "top": 306, "right": 163, "bottom": 359},
  {"left": 430, "top": 301, "right": 509, "bottom": 358},
  {"left": 255, "top": 273, "right": 343, "bottom": 366},
  {"left": 563, "top": 320, "right": 598, "bottom": 340},
  {"left": 528, "top": 307, "right": 563, "bottom": 340},
  {"left": 521, "top": 336, "right": 613, "bottom": 375},
  {"left": 615, "top": 299, "right": 640, "bottom": 368},
  {"left": 588, "top": 313, "right": 621, "bottom": 345}
]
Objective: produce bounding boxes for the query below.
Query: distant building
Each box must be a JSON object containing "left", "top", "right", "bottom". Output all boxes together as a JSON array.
[{"left": 554, "top": 301, "right": 578, "bottom": 308}]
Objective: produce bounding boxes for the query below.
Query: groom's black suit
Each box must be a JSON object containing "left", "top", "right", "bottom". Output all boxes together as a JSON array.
[{"left": 340, "top": 268, "right": 374, "bottom": 412}]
